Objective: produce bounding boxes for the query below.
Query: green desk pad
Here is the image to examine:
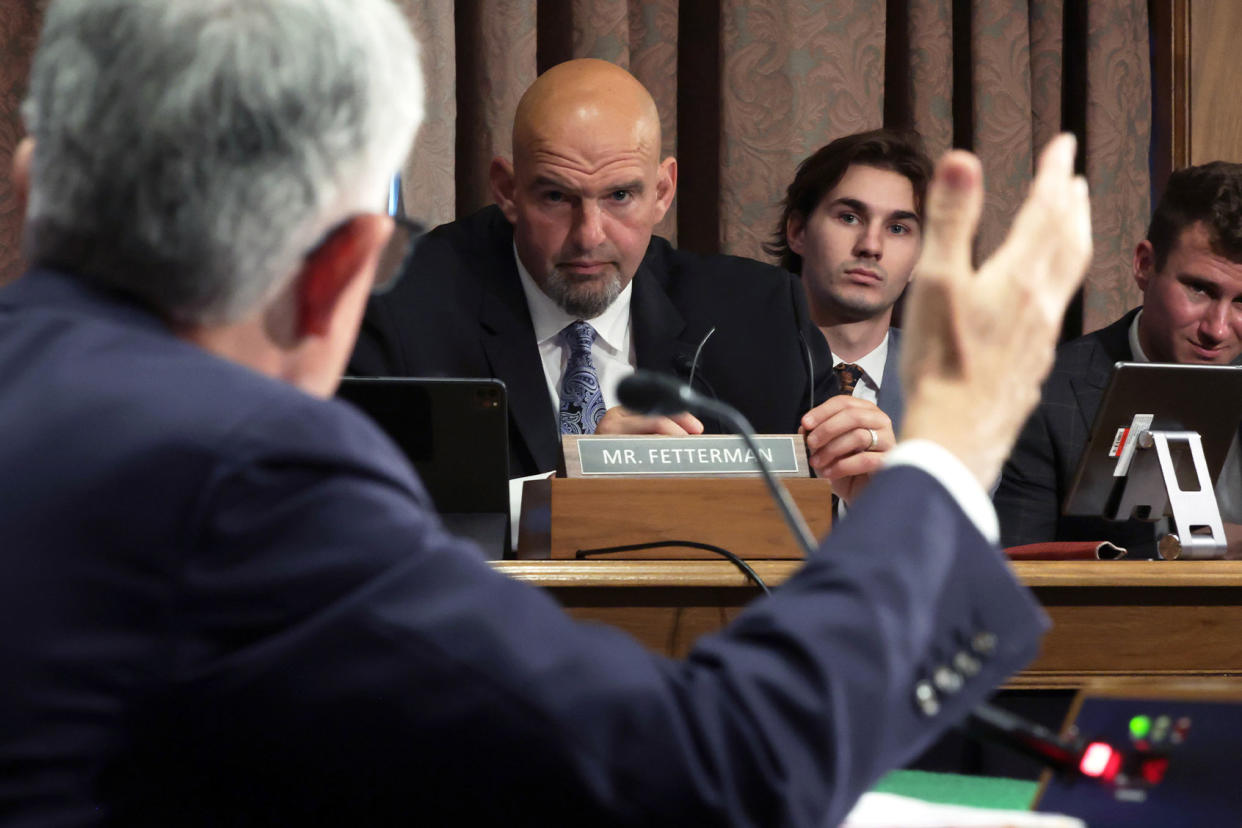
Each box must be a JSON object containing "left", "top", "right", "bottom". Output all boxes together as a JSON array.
[{"left": 872, "top": 769, "right": 1039, "bottom": 811}]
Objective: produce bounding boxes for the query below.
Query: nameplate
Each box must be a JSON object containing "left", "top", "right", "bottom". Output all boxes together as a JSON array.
[{"left": 562, "top": 434, "right": 808, "bottom": 478}]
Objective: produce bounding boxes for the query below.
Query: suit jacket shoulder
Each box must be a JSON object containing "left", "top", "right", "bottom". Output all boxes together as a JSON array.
[{"left": 351, "top": 205, "right": 558, "bottom": 477}]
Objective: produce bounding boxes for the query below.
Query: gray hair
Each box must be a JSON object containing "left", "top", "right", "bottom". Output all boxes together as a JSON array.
[{"left": 21, "top": 0, "right": 424, "bottom": 325}]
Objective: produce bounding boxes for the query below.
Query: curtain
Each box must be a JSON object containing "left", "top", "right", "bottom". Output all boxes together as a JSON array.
[{"left": 0, "top": 0, "right": 1151, "bottom": 336}]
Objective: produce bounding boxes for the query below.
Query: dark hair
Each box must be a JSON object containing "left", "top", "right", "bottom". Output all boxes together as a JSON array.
[
  {"left": 1147, "top": 162, "right": 1242, "bottom": 271},
  {"left": 765, "top": 129, "right": 933, "bottom": 274}
]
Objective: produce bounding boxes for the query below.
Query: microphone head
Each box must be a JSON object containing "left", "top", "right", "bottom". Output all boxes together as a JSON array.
[{"left": 617, "top": 371, "right": 695, "bottom": 416}]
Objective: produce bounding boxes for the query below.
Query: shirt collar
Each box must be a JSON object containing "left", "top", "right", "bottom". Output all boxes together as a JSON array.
[
  {"left": 1128, "top": 309, "right": 1150, "bottom": 362},
  {"left": 514, "top": 244, "right": 633, "bottom": 353},
  {"left": 831, "top": 330, "right": 890, "bottom": 389}
]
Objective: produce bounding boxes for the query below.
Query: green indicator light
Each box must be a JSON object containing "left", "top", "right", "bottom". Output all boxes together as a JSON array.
[{"left": 1130, "top": 715, "right": 1152, "bottom": 739}]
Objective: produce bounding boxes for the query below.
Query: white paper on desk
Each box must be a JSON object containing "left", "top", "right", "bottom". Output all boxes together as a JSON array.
[
  {"left": 841, "top": 792, "right": 1084, "bottom": 828},
  {"left": 508, "top": 472, "right": 555, "bottom": 550}
]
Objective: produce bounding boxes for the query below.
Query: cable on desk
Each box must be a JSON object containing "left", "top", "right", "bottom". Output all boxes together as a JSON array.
[{"left": 575, "top": 540, "right": 772, "bottom": 595}]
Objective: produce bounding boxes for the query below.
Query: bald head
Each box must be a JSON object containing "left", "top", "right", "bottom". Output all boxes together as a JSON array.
[
  {"left": 513, "top": 59, "right": 662, "bottom": 170},
  {"left": 491, "top": 59, "right": 677, "bottom": 319}
]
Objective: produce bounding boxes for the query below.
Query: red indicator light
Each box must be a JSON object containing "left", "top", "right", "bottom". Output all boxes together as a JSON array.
[
  {"left": 1140, "top": 756, "right": 1170, "bottom": 784},
  {"left": 1080, "top": 742, "right": 1122, "bottom": 780}
]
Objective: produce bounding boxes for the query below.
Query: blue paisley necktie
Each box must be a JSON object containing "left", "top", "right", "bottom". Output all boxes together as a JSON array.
[{"left": 559, "top": 320, "right": 606, "bottom": 434}]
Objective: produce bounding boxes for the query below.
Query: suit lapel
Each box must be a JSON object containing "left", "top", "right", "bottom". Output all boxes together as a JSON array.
[
  {"left": 631, "top": 265, "right": 696, "bottom": 379},
  {"left": 478, "top": 254, "right": 561, "bottom": 474},
  {"left": 1067, "top": 348, "right": 1111, "bottom": 434},
  {"left": 877, "top": 328, "right": 904, "bottom": 429},
  {"left": 1067, "top": 309, "right": 1137, "bottom": 434}
]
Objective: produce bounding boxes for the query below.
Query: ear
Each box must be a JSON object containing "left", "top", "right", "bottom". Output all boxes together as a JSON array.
[
  {"left": 1133, "top": 239, "right": 1156, "bottom": 293},
  {"left": 490, "top": 157, "right": 519, "bottom": 224},
  {"left": 786, "top": 212, "right": 806, "bottom": 256},
  {"left": 652, "top": 156, "right": 678, "bottom": 223},
  {"left": 296, "top": 214, "right": 391, "bottom": 337},
  {"left": 12, "top": 136, "right": 33, "bottom": 220}
]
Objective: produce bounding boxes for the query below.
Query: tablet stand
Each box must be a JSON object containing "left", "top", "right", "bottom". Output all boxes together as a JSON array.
[{"left": 1111, "top": 428, "right": 1226, "bottom": 559}]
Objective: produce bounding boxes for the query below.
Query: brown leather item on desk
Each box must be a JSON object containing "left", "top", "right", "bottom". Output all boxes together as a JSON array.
[{"left": 1004, "top": 541, "right": 1128, "bottom": 561}]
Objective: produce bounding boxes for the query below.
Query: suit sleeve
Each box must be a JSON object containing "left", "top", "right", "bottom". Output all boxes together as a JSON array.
[
  {"left": 155, "top": 404, "right": 1046, "bottom": 827},
  {"left": 994, "top": 401, "right": 1063, "bottom": 547}
]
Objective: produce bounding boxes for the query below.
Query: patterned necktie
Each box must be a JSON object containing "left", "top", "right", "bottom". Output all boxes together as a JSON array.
[
  {"left": 559, "top": 320, "right": 607, "bottom": 434},
  {"left": 834, "top": 362, "right": 863, "bottom": 397}
]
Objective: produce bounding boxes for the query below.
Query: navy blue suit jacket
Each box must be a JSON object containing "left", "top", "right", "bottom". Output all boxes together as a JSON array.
[
  {"left": 0, "top": 269, "right": 1046, "bottom": 826},
  {"left": 351, "top": 206, "right": 839, "bottom": 478}
]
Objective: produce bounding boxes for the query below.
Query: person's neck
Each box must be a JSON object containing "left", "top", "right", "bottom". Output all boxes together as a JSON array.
[
  {"left": 180, "top": 316, "right": 286, "bottom": 377},
  {"left": 815, "top": 311, "right": 892, "bottom": 363}
]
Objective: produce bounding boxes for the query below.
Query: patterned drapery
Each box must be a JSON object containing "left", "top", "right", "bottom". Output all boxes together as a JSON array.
[{"left": 0, "top": 0, "right": 1150, "bottom": 334}]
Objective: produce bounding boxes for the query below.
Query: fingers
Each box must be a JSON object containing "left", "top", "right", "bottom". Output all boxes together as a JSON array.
[
  {"left": 916, "top": 149, "right": 984, "bottom": 286},
  {"left": 818, "top": 451, "right": 887, "bottom": 484},
  {"left": 595, "top": 405, "right": 702, "bottom": 436},
  {"left": 803, "top": 399, "right": 894, "bottom": 476},
  {"left": 667, "top": 410, "right": 706, "bottom": 435},
  {"left": 800, "top": 394, "right": 879, "bottom": 432}
]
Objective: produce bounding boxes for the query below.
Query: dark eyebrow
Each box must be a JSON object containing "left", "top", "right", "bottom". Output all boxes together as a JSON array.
[
  {"left": 530, "top": 176, "right": 646, "bottom": 195},
  {"left": 830, "top": 197, "right": 869, "bottom": 215},
  {"left": 532, "top": 175, "right": 573, "bottom": 191},
  {"left": 830, "top": 198, "right": 921, "bottom": 226},
  {"left": 1178, "top": 274, "right": 1218, "bottom": 293},
  {"left": 609, "top": 179, "right": 645, "bottom": 194}
]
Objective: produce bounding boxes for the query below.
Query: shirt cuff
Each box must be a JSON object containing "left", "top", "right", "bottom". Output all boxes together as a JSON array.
[{"left": 882, "top": 439, "right": 1000, "bottom": 544}]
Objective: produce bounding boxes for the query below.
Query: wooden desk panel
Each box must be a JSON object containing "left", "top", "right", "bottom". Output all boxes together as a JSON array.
[{"left": 493, "top": 560, "right": 1242, "bottom": 690}]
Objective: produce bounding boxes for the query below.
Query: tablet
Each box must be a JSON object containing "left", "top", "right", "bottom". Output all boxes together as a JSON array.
[
  {"left": 1062, "top": 362, "right": 1242, "bottom": 519},
  {"left": 337, "top": 377, "right": 509, "bottom": 556}
]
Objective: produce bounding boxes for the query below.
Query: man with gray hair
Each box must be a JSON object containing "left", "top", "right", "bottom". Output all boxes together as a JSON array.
[{"left": 1, "top": 0, "right": 1091, "bottom": 825}]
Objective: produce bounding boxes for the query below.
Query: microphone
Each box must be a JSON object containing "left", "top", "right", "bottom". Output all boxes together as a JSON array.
[
  {"left": 619, "top": 371, "right": 699, "bottom": 418},
  {"left": 618, "top": 370, "right": 1106, "bottom": 779}
]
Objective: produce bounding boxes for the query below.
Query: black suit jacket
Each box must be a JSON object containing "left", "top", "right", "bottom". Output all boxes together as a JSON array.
[
  {"left": 0, "top": 268, "right": 1046, "bottom": 827},
  {"left": 994, "top": 308, "right": 1162, "bottom": 556},
  {"left": 351, "top": 206, "right": 836, "bottom": 477}
]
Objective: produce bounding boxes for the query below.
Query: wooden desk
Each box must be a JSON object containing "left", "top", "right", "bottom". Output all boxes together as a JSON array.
[{"left": 493, "top": 560, "right": 1242, "bottom": 690}]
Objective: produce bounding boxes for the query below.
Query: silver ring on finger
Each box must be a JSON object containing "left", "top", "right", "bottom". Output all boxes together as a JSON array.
[{"left": 866, "top": 427, "right": 879, "bottom": 451}]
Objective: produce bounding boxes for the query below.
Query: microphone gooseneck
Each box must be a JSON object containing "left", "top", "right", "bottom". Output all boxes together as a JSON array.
[{"left": 687, "top": 326, "right": 716, "bottom": 392}]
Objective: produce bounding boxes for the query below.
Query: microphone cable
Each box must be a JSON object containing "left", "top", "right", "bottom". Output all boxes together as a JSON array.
[{"left": 576, "top": 540, "right": 771, "bottom": 595}]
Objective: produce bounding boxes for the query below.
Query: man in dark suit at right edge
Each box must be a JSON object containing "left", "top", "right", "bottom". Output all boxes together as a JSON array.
[
  {"left": 995, "top": 162, "right": 1242, "bottom": 558},
  {"left": 2, "top": 0, "right": 1093, "bottom": 823}
]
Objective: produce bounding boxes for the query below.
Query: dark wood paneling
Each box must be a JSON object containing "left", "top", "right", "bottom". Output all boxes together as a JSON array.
[{"left": 675, "top": 0, "right": 721, "bottom": 255}]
